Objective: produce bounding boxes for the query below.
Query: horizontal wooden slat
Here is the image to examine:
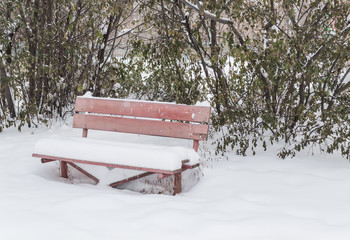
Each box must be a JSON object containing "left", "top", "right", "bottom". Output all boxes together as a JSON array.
[
  {"left": 75, "top": 97, "right": 211, "bottom": 123},
  {"left": 73, "top": 114, "right": 209, "bottom": 140},
  {"left": 32, "top": 154, "right": 179, "bottom": 175}
]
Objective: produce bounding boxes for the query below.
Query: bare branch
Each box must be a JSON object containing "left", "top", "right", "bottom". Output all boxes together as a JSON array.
[
  {"left": 333, "top": 67, "right": 350, "bottom": 96},
  {"left": 179, "top": 0, "right": 232, "bottom": 24},
  {"left": 107, "top": 23, "right": 145, "bottom": 43},
  {"left": 178, "top": 0, "right": 246, "bottom": 49}
]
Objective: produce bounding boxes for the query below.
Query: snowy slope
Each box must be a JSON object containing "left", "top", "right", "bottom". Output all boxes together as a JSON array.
[{"left": 1, "top": 122, "right": 350, "bottom": 240}]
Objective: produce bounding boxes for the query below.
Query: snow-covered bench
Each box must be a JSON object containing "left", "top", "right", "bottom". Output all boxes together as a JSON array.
[{"left": 32, "top": 93, "right": 211, "bottom": 195}]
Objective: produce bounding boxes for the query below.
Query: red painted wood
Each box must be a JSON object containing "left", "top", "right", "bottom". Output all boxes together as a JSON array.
[
  {"left": 181, "top": 160, "right": 190, "bottom": 164},
  {"left": 67, "top": 162, "right": 99, "bottom": 184},
  {"left": 73, "top": 114, "right": 209, "bottom": 140},
  {"left": 60, "top": 161, "right": 68, "bottom": 178},
  {"left": 75, "top": 97, "right": 211, "bottom": 123},
  {"left": 157, "top": 173, "right": 172, "bottom": 179},
  {"left": 32, "top": 154, "right": 179, "bottom": 175},
  {"left": 82, "top": 128, "right": 88, "bottom": 138},
  {"left": 109, "top": 172, "right": 154, "bottom": 187},
  {"left": 182, "top": 163, "right": 200, "bottom": 170},
  {"left": 193, "top": 140, "right": 199, "bottom": 152},
  {"left": 41, "top": 159, "right": 56, "bottom": 163},
  {"left": 173, "top": 173, "right": 182, "bottom": 195}
]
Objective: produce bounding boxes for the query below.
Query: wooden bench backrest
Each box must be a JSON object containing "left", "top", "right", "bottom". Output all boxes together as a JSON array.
[{"left": 73, "top": 97, "right": 211, "bottom": 142}]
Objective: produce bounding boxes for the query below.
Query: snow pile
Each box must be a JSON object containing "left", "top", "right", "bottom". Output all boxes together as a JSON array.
[
  {"left": 1, "top": 123, "right": 350, "bottom": 239},
  {"left": 34, "top": 136, "right": 199, "bottom": 171}
]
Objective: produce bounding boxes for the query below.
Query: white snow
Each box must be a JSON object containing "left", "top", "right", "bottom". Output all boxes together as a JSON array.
[
  {"left": 271, "top": 25, "right": 279, "bottom": 32},
  {"left": 2, "top": 121, "right": 350, "bottom": 239},
  {"left": 263, "top": 30, "right": 268, "bottom": 50},
  {"left": 82, "top": 91, "right": 93, "bottom": 98},
  {"left": 34, "top": 136, "right": 199, "bottom": 171},
  {"left": 79, "top": 91, "right": 179, "bottom": 105},
  {"left": 101, "top": 23, "right": 109, "bottom": 35},
  {"left": 304, "top": 46, "right": 323, "bottom": 67},
  {"left": 306, "top": 53, "right": 312, "bottom": 61},
  {"left": 329, "top": 30, "right": 337, "bottom": 36},
  {"left": 181, "top": 0, "right": 231, "bottom": 24},
  {"left": 195, "top": 100, "right": 210, "bottom": 107},
  {"left": 260, "top": 67, "right": 269, "bottom": 78}
]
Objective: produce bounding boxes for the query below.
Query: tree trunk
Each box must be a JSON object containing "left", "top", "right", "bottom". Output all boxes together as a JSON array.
[
  {"left": 93, "top": 15, "right": 116, "bottom": 97},
  {"left": 0, "top": 65, "right": 16, "bottom": 118},
  {"left": 28, "top": 0, "right": 40, "bottom": 106},
  {"left": 1, "top": 2, "right": 16, "bottom": 119}
]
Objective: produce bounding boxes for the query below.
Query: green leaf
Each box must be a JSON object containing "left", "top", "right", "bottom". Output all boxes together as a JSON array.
[{"left": 77, "top": 84, "right": 83, "bottom": 92}]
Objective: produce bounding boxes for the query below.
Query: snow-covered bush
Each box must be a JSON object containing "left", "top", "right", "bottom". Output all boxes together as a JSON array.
[{"left": 124, "top": 0, "right": 350, "bottom": 159}]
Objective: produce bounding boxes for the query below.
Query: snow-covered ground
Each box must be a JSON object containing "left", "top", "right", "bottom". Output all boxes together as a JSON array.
[{"left": 1, "top": 121, "right": 350, "bottom": 240}]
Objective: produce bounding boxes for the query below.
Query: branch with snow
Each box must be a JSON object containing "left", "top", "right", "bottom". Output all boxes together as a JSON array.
[
  {"left": 107, "top": 23, "right": 145, "bottom": 43},
  {"left": 304, "top": 46, "right": 324, "bottom": 69},
  {"left": 179, "top": 0, "right": 232, "bottom": 24},
  {"left": 333, "top": 67, "right": 350, "bottom": 96},
  {"left": 178, "top": 0, "right": 246, "bottom": 49}
]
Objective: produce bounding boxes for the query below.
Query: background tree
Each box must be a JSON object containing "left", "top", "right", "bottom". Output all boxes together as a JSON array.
[{"left": 0, "top": 0, "right": 139, "bottom": 129}]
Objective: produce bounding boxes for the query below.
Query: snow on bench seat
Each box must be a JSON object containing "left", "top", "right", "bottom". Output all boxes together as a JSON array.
[{"left": 34, "top": 136, "right": 199, "bottom": 171}]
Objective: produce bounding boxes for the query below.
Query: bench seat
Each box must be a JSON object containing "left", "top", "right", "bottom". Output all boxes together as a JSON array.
[{"left": 34, "top": 136, "right": 199, "bottom": 171}]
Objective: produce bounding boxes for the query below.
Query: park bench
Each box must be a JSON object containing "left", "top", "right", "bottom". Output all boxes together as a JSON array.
[{"left": 32, "top": 93, "right": 211, "bottom": 195}]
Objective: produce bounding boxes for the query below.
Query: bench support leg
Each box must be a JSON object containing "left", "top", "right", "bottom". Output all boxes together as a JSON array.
[
  {"left": 173, "top": 172, "right": 182, "bottom": 195},
  {"left": 109, "top": 172, "right": 154, "bottom": 188},
  {"left": 67, "top": 162, "right": 99, "bottom": 184},
  {"left": 60, "top": 161, "right": 68, "bottom": 178}
]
